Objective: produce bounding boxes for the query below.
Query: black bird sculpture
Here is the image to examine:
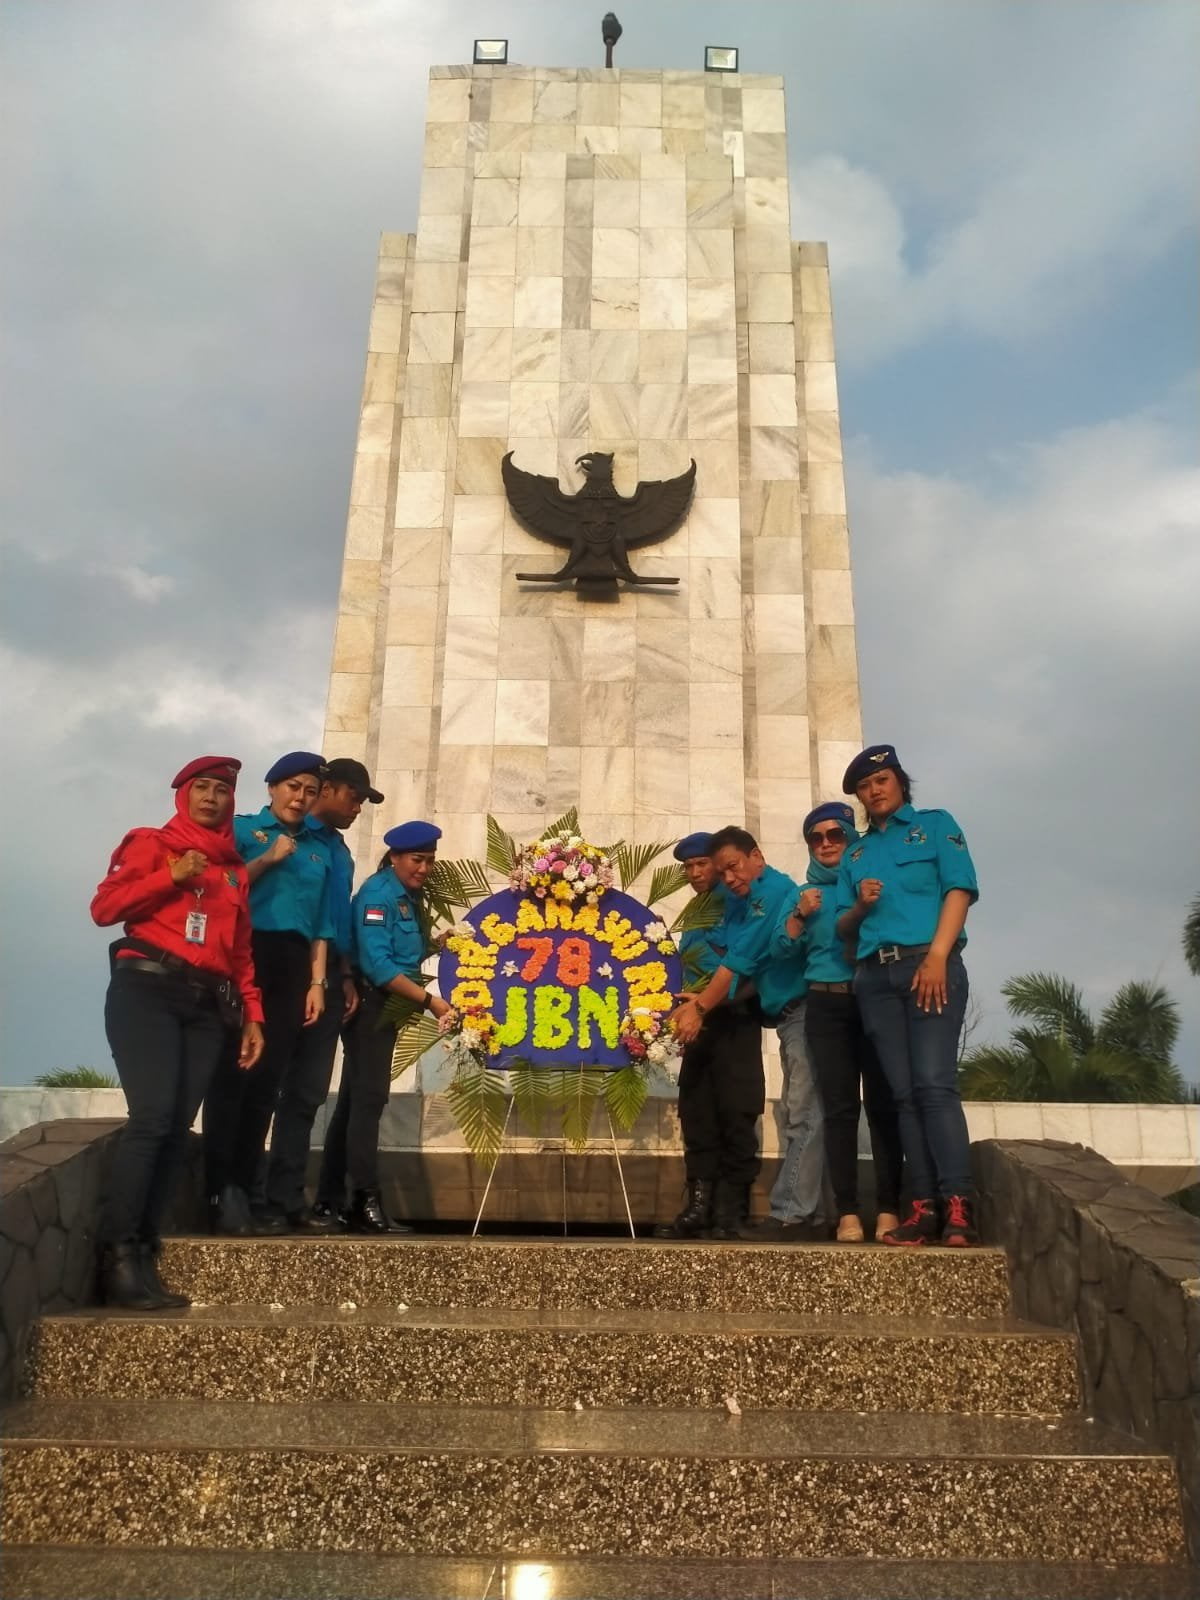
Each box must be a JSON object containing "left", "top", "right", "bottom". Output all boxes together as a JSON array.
[{"left": 503, "top": 451, "right": 696, "bottom": 597}]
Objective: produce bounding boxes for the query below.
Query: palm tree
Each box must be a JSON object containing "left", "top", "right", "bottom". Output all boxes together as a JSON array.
[
  {"left": 34, "top": 1066, "right": 117, "bottom": 1089},
  {"left": 1184, "top": 893, "right": 1200, "bottom": 977},
  {"left": 960, "top": 972, "right": 1184, "bottom": 1103}
]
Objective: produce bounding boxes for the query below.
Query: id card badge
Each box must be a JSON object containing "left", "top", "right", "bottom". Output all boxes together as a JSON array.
[{"left": 185, "top": 910, "right": 208, "bottom": 945}]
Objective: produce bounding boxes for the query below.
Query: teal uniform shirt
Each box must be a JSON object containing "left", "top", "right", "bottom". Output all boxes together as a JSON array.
[
  {"left": 305, "top": 815, "right": 354, "bottom": 963},
  {"left": 772, "top": 855, "right": 858, "bottom": 984},
  {"left": 721, "top": 863, "right": 807, "bottom": 1021},
  {"left": 353, "top": 867, "right": 428, "bottom": 990},
  {"left": 835, "top": 804, "right": 979, "bottom": 960},
  {"left": 234, "top": 806, "right": 334, "bottom": 941}
]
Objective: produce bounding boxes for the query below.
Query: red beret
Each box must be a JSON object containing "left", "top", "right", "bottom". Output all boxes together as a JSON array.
[{"left": 171, "top": 755, "right": 242, "bottom": 790}]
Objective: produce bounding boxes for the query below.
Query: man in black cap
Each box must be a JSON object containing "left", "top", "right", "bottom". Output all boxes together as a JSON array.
[
  {"left": 260, "top": 758, "right": 384, "bottom": 1231},
  {"left": 655, "top": 833, "right": 765, "bottom": 1240}
]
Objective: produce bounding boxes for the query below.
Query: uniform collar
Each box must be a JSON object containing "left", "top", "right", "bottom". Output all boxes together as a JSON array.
[{"left": 871, "top": 802, "right": 915, "bottom": 832}]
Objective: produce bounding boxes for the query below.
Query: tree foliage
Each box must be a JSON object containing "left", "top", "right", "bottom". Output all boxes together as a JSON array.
[
  {"left": 34, "top": 1067, "right": 117, "bottom": 1089},
  {"left": 1184, "top": 893, "right": 1200, "bottom": 977},
  {"left": 960, "top": 970, "right": 1184, "bottom": 1103}
]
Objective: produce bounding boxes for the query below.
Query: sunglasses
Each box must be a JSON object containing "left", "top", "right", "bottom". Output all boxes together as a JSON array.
[{"left": 807, "top": 827, "right": 846, "bottom": 846}]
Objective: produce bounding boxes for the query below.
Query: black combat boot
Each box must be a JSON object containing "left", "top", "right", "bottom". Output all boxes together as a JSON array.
[
  {"left": 100, "top": 1243, "right": 161, "bottom": 1311},
  {"left": 654, "top": 1179, "right": 714, "bottom": 1239},
  {"left": 138, "top": 1241, "right": 189, "bottom": 1309},
  {"left": 347, "top": 1189, "right": 413, "bottom": 1235},
  {"left": 709, "top": 1181, "right": 749, "bottom": 1240}
]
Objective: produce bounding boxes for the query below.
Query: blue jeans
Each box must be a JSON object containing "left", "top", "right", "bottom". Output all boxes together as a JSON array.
[
  {"left": 767, "top": 1004, "right": 826, "bottom": 1222},
  {"left": 853, "top": 951, "right": 972, "bottom": 1199}
]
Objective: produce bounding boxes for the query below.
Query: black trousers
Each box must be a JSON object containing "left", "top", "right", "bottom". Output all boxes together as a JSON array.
[
  {"left": 264, "top": 991, "right": 343, "bottom": 1216},
  {"left": 316, "top": 986, "right": 396, "bottom": 1202},
  {"left": 676, "top": 1004, "right": 764, "bottom": 1187},
  {"left": 101, "top": 966, "right": 227, "bottom": 1246},
  {"left": 203, "top": 930, "right": 310, "bottom": 1198},
  {"left": 804, "top": 988, "right": 903, "bottom": 1215}
]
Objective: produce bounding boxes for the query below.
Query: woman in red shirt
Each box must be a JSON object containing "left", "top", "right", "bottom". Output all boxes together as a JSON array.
[{"left": 91, "top": 756, "right": 264, "bottom": 1308}]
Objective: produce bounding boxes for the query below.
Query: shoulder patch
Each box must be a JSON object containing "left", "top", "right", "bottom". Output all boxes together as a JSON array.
[
  {"left": 252, "top": 829, "right": 268, "bottom": 843},
  {"left": 363, "top": 906, "right": 387, "bottom": 925},
  {"left": 850, "top": 846, "right": 864, "bottom": 863},
  {"left": 225, "top": 870, "right": 239, "bottom": 888},
  {"left": 397, "top": 902, "right": 412, "bottom": 919},
  {"left": 947, "top": 832, "right": 967, "bottom": 849},
  {"left": 904, "top": 826, "right": 928, "bottom": 846}
]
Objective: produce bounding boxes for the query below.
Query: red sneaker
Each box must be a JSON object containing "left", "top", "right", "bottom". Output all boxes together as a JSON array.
[
  {"left": 880, "top": 1198, "right": 939, "bottom": 1246},
  {"left": 942, "top": 1195, "right": 979, "bottom": 1247}
]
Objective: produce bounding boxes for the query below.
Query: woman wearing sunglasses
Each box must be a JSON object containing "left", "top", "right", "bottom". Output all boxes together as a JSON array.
[
  {"left": 774, "top": 803, "right": 903, "bottom": 1243},
  {"left": 836, "top": 745, "right": 980, "bottom": 1247}
]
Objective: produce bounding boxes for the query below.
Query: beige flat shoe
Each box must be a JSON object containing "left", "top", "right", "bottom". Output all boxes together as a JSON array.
[
  {"left": 874, "top": 1211, "right": 901, "bottom": 1241},
  {"left": 835, "top": 1213, "right": 865, "bottom": 1243}
]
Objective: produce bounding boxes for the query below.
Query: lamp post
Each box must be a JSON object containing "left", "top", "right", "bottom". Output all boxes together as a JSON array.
[{"left": 601, "top": 12, "right": 622, "bottom": 69}]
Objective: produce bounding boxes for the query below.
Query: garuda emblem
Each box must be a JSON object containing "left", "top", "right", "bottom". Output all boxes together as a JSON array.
[{"left": 502, "top": 451, "right": 695, "bottom": 598}]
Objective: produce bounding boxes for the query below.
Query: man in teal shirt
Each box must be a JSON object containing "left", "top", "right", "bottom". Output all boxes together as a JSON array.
[
  {"left": 656, "top": 833, "right": 764, "bottom": 1240},
  {"left": 674, "top": 826, "right": 825, "bottom": 1241}
]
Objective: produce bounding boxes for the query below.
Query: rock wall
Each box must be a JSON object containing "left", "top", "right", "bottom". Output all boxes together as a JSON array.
[
  {"left": 0, "top": 1119, "right": 204, "bottom": 1400},
  {"left": 975, "top": 1137, "right": 1200, "bottom": 1563}
]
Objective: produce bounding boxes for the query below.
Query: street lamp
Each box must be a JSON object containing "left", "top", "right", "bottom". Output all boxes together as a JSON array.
[
  {"left": 602, "top": 13, "right": 622, "bottom": 69},
  {"left": 473, "top": 39, "right": 508, "bottom": 65},
  {"left": 704, "top": 45, "right": 739, "bottom": 73}
]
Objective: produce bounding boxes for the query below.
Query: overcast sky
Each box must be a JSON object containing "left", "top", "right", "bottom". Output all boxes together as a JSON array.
[{"left": 2, "top": 1, "right": 1197, "bottom": 1087}]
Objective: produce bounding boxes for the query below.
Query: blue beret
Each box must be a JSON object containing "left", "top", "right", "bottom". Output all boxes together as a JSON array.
[
  {"left": 842, "top": 744, "right": 901, "bottom": 794},
  {"left": 265, "top": 750, "right": 326, "bottom": 785},
  {"left": 385, "top": 820, "right": 442, "bottom": 853},
  {"left": 673, "top": 831, "right": 714, "bottom": 862},
  {"left": 802, "top": 802, "right": 856, "bottom": 838}
]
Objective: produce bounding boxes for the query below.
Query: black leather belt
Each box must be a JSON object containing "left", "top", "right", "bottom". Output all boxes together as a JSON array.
[
  {"left": 809, "top": 981, "right": 852, "bottom": 993},
  {"left": 119, "top": 956, "right": 213, "bottom": 985},
  {"left": 865, "top": 944, "right": 931, "bottom": 965}
]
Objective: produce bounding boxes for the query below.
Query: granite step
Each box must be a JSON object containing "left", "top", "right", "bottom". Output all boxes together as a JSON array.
[
  {"left": 23, "top": 1305, "right": 1078, "bottom": 1414},
  {"left": 156, "top": 1235, "right": 1013, "bottom": 1318},
  {"left": 3, "top": 1550, "right": 1198, "bottom": 1600},
  {"left": 1, "top": 1403, "right": 1186, "bottom": 1564}
]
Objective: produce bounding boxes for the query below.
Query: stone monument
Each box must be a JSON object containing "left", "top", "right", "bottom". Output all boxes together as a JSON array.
[{"left": 321, "top": 58, "right": 863, "bottom": 889}]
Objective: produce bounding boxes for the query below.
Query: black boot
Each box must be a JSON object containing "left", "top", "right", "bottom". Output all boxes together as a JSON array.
[
  {"left": 347, "top": 1189, "right": 413, "bottom": 1235},
  {"left": 138, "top": 1242, "right": 189, "bottom": 1309},
  {"left": 308, "top": 1200, "right": 348, "bottom": 1232},
  {"left": 101, "top": 1243, "right": 161, "bottom": 1311},
  {"left": 709, "top": 1181, "right": 748, "bottom": 1240},
  {"left": 209, "top": 1184, "right": 253, "bottom": 1237},
  {"left": 653, "top": 1179, "right": 714, "bottom": 1239}
]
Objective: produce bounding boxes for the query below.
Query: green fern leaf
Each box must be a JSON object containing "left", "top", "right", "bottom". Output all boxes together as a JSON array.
[
  {"left": 561, "top": 1067, "right": 607, "bottom": 1151},
  {"left": 486, "top": 814, "right": 519, "bottom": 876},
  {"left": 390, "top": 1014, "right": 442, "bottom": 1079},
  {"left": 603, "top": 1064, "right": 648, "bottom": 1131},
  {"left": 444, "top": 1062, "right": 508, "bottom": 1161},
  {"left": 613, "top": 840, "right": 671, "bottom": 891},
  {"left": 542, "top": 806, "right": 581, "bottom": 841},
  {"left": 672, "top": 890, "right": 723, "bottom": 933},
  {"left": 508, "top": 1059, "right": 556, "bottom": 1135},
  {"left": 647, "top": 862, "right": 687, "bottom": 907}
]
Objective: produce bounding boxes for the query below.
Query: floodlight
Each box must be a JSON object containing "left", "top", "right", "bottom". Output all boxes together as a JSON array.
[
  {"left": 704, "top": 45, "right": 739, "bottom": 73},
  {"left": 473, "top": 39, "right": 508, "bottom": 65}
]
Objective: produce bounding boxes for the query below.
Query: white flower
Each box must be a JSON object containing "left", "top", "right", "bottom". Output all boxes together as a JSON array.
[
  {"left": 643, "top": 920, "right": 668, "bottom": 942},
  {"left": 449, "top": 922, "right": 475, "bottom": 941},
  {"left": 501, "top": 960, "right": 519, "bottom": 977},
  {"left": 597, "top": 962, "right": 614, "bottom": 978},
  {"left": 461, "top": 1026, "right": 487, "bottom": 1051},
  {"left": 562, "top": 863, "right": 579, "bottom": 882},
  {"left": 647, "top": 1041, "right": 668, "bottom": 1064},
  {"left": 567, "top": 835, "right": 582, "bottom": 848},
  {"left": 586, "top": 891, "right": 599, "bottom": 906}
]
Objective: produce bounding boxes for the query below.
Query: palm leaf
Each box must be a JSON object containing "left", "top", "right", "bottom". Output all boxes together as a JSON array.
[
  {"left": 672, "top": 890, "right": 723, "bottom": 933},
  {"left": 561, "top": 1067, "right": 607, "bottom": 1151},
  {"left": 603, "top": 1064, "right": 648, "bottom": 1131},
  {"left": 508, "top": 1059, "right": 556, "bottom": 1135},
  {"left": 542, "top": 806, "right": 580, "bottom": 841},
  {"left": 958, "top": 1046, "right": 1037, "bottom": 1101},
  {"left": 444, "top": 1062, "right": 508, "bottom": 1160},
  {"left": 613, "top": 840, "right": 671, "bottom": 892},
  {"left": 391, "top": 1014, "right": 442, "bottom": 1079},
  {"left": 1002, "top": 972, "right": 1095, "bottom": 1056},
  {"left": 486, "top": 814, "right": 519, "bottom": 876},
  {"left": 1096, "top": 981, "right": 1181, "bottom": 1064},
  {"left": 1184, "top": 892, "right": 1200, "bottom": 977},
  {"left": 426, "top": 860, "right": 473, "bottom": 911},
  {"left": 647, "top": 862, "right": 688, "bottom": 908}
]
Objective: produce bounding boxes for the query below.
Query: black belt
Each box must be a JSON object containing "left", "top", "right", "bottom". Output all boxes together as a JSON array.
[
  {"left": 112, "top": 939, "right": 242, "bottom": 1024},
  {"left": 119, "top": 956, "right": 219, "bottom": 990},
  {"left": 863, "top": 944, "right": 931, "bottom": 966},
  {"left": 809, "top": 981, "right": 852, "bottom": 993}
]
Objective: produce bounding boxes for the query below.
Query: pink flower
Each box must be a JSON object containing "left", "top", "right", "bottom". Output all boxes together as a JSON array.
[
  {"left": 579, "top": 861, "right": 593, "bottom": 877},
  {"left": 535, "top": 887, "right": 547, "bottom": 898},
  {"left": 533, "top": 856, "right": 549, "bottom": 873}
]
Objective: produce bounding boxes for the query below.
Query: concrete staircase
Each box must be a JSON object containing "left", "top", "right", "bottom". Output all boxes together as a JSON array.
[{"left": 1, "top": 1237, "right": 1193, "bottom": 1599}]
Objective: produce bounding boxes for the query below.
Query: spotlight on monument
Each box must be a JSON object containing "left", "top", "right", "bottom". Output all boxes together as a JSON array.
[
  {"left": 704, "top": 45, "right": 739, "bottom": 73},
  {"left": 602, "top": 12, "right": 622, "bottom": 68},
  {"left": 473, "top": 38, "right": 508, "bottom": 64}
]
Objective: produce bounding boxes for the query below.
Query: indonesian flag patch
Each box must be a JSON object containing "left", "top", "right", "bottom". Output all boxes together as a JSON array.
[{"left": 363, "top": 906, "right": 387, "bottom": 925}]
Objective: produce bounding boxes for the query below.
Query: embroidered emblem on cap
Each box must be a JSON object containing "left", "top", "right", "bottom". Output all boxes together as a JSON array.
[
  {"left": 363, "top": 906, "right": 386, "bottom": 925},
  {"left": 869, "top": 750, "right": 891, "bottom": 764}
]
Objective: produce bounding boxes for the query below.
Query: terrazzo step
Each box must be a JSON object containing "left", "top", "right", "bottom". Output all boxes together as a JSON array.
[
  {"left": 157, "top": 1235, "right": 1013, "bottom": 1318},
  {"left": 4, "top": 1550, "right": 1199, "bottom": 1600},
  {"left": 1, "top": 1402, "right": 1186, "bottom": 1565},
  {"left": 24, "top": 1304, "right": 1079, "bottom": 1414}
]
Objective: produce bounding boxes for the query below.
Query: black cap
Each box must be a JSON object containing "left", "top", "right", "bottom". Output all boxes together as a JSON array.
[{"left": 323, "top": 758, "right": 384, "bottom": 805}]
